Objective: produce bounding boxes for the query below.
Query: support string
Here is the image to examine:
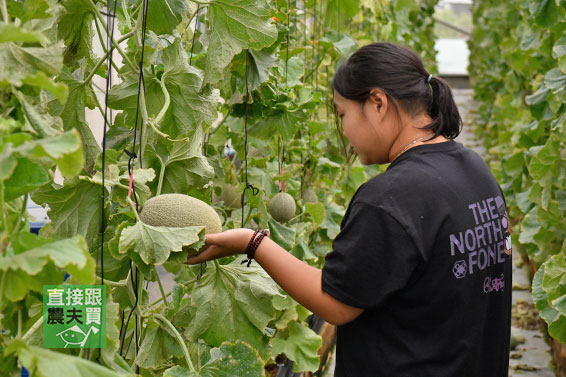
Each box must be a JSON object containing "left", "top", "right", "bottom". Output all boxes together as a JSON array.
[{"left": 240, "top": 49, "right": 260, "bottom": 227}]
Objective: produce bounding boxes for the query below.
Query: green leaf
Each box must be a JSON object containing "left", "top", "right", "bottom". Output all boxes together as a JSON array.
[
  {"left": 6, "top": 339, "right": 134, "bottom": 377},
  {"left": 532, "top": 263, "right": 566, "bottom": 342},
  {"left": 144, "top": 126, "right": 215, "bottom": 194},
  {"left": 525, "top": 86, "right": 550, "bottom": 106},
  {"left": 305, "top": 202, "right": 325, "bottom": 228},
  {"left": 119, "top": 222, "right": 206, "bottom": 265},
  {"left": 84, "top": 166, "right": 155, "bottom": 206},
  {"left": 519, "top": 208, "right": 541, "bottom": 245},
  {"left": 530, "top": 0, "right": 559, "bottom": 28},
  {"left": 204, "top": 0, "right": 278, "bottom": 84},
  {"left": 163, "top": 341, "right": 263, "bottom": 377},
  {"left": 184, "top": 258, "right": 286, "bottom": 359},
  {"left": 291, "top": 222, "right": 317, "bottom": 261},
  {"left": 32, "top": 179, "right": 102, "bottom": 249},
  {"left": 0, "top": 145, "right": 18, "bottom": 180},
  {"left": 15, "top": 91, "right": 64, "bottom": 136},
  {"left": 271, "top": 321, "right": 322, "bottom": 372},
  {"left": 245, "top": 49, "right": 278, "bottom": 90},
  {"left": 528, "top": 136, "right": 561, "bottom": 181},
  {"left": 553, "top": 33, "right": 566, "bottom": 59},
  {"left": 9, "top": 0, "right": 51, "bottom": 23},
  {"left": 161, "top": 41, "right": 221, "bottom": 135},
  {"left": 545, "top": 68, "right": 566, "bottom": 93},
  {"left": 21, "top": 72, "right": 69, "bottom": 103},
  {"left": 58, "top": 0, "right": 95, "bottom": 66},
  {"left": 324, "top": 0, "right": 359, "bottom": 29},
  {"left": 55, "top": 68, "right": 100, "bottom": 173},
  {"left": 249, "top": 108, "right": 305, "bottom": 139},
  {"left": 0, "top": 22, "right": 49, "bottom": 44},
  {"left": 146, "top": 0, "right": 193, "bottom": 36},
  {"left": 135, "top": 321, "right": 184, "bottom": 369},
  {"left": 269, "top": 218, "right": 296, "bottom": 250},
  {"left": 0, "top": 43, "right": 64, "bottom": 96},
  {"left": 15, "top": 129, "right": 84, "bottom": 177},
  {"left": 0, "top": 235, "right": 94, "bottom": 301},
  {"left": 320, "top": 202, "right": 345, "bottom": 239},
  {"left": 4, "top": 157, "right": 49, "bottom": 201},
  {"left": 278, "top": 56, "right": 304, "bottom": 88}
]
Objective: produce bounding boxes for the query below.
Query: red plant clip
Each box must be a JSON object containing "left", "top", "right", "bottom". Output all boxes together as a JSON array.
[{"left": 128, "top": 172, "right": 134, "bottom": 198}]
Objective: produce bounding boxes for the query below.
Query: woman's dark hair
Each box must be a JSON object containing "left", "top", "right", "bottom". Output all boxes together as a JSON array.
[{"left": 332, "top": 42, "right": 462, "bottom": 140}]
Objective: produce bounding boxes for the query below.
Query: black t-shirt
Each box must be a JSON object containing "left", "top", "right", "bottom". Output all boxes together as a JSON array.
[{"left": 322, "top": 140, "right": 512, "bottom": 377}]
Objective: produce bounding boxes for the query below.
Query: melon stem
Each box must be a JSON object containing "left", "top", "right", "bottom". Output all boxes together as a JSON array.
[
  {"left": 126, "top": 197, "right": 142, "bottom": 222},
  {"left": 154, "top": 266, "right": 170, "bottom": 310},
  {"left": 153, "top": 313, "right": 196, "bottom": 373}
]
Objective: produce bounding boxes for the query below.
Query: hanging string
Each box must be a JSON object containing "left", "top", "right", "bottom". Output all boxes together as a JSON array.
[
  {"left": 278, "top": 136, "right": 286, "bottom": 192},
  {"left": 240, "top": 50, "right": 260, "bottom": 227},
  {"left": 285, "top": 0, "right": 290, "bottom": 84},
  {"left": 127, "top": 0, "right": 150, "bottom": 211},
  {"left": 94, "top": 0, "right": 119, "bottom": 364},
  {"left": 119, "top": 0, "right": 149, "bottom": 366}
]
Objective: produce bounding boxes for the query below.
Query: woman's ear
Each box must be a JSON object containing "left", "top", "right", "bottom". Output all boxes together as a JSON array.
[{"left": 369, "top": 89, "right": 385, "bottom": 113}]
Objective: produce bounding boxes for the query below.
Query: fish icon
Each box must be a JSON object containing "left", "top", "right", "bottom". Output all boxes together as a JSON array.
[{"left": 56, "top": 325, "right": 99, "bottom": 348}]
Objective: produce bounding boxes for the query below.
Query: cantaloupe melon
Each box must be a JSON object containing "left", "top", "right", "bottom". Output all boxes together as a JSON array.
[
  {"left": 220, "top": 184, "right": 242, "bottom": 209},
  {"left": 140, "top": 193, "right": 222, "bottom": 234},
  {"left": 269, "top": 192, "right": 296, "bottom": 223},
  {"left": 302, "top": 188, "right": 318, "bottom": 203}
]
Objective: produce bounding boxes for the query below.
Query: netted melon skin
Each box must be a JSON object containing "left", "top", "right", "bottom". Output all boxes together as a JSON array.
[
  {"left": 221, "top": 184, "right": 242, "bottom": 209},
  {"left": 269, "top": 192, "right": 296, "bottom": 223},
  {"left": 302, "top": 189, "right": 318, "bottom": 203},
  {"left": 140, "top": 194, "right": 222, "bottom": 234}
]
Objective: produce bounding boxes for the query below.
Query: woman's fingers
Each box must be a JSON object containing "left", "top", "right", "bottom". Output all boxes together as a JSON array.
[
  {"left": 204, "top": 232, "right": 220, "bottom": 246},
  {"left": 184, "top": 245, "right": 218, "bottom": 264}
]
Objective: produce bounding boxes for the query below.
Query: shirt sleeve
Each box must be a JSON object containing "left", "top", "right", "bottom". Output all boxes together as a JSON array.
[{"left": 321, "top": 202, "right": 422, "bottom": 310}]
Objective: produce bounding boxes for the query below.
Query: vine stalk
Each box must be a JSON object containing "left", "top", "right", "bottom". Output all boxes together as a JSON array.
[
  {"left": 153, "top": 313, "right": 197, "bottom": 373},
  {"left": 153, "top": 266, "right": 170, "bottom": 310},
  {"left": 22, "top": 316, "right": 43, "bottom": 342},
  {"left": 0, "top": 0, "right": 8, "bottom": 23}
]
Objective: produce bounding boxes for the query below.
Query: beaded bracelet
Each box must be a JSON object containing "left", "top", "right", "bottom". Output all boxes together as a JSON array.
[{"left": 242, "top": 229, "right": 269, "bottom": 267}]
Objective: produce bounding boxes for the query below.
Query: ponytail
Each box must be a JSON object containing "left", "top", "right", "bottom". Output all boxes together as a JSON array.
[
  {"left": 424, "top": 75, "right": 462, "bottom": 139},
  {"left": 333, "top": 42, "right": 462, "bottom": 140}
]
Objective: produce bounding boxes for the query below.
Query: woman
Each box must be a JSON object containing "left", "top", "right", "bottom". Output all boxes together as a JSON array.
[{"left": 186, "top": 42, "right": 512, "bottom": 377}]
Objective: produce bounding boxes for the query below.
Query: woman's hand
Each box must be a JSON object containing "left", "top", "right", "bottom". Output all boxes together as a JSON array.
[{"left": 184, "top": 228, "right": 255, "bottom": 265}]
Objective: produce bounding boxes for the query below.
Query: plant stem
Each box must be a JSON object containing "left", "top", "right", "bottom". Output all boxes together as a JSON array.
[
  {"left": 153, "top": 313, "right": 196, "bottom": 373},
  {"left": 153, "top": 76, "right": 171, "bottom": 126},
  {"left": 93, "top": 87, "right": 113, "bottom": 126},
  {"left": 0, "top": 180, "right": 7, "bottom": 251},
  {"left": 0, "top": 0, "right": 9, "bottom": 23},
  {"left": 84, "top": 30, "right": 135, "bottom": 85},
  {"left": 121, "top": 0, "right": 133, "bottom": 29},
  {"left": 11, "top": 195, "right": 28, "bottom": 236},
  {"left": 208, "top": 109, "right": 232, "bottom": 136},
  {"left": 189, "top": 0, "right": 214, "bottom": 5},
  {"left": 149, "top": 290, "right": 172, "bottom": 307},
  {"left": 127, "top": 197, "right": 141, "bottom": 222},
  {"left": 100, "top": 278, "right": 127, "bottom": 287},
  {"left": 88, "top": 0, "right": 137, "bottom": 72},
  {"left": 17, "top": 310, "right": 22, "bottom": 338},
  {"left": 22, "top": 316, "right": 43, "bottom": 342},
  {"left": 153, "top": 266, "right": 170, "bottom": 309},
  {"left": 156, "top": 160, "right": 166, "bottom": 196},
  {"left": 93, "top": 17, "right": 121, "bottom": 73}
]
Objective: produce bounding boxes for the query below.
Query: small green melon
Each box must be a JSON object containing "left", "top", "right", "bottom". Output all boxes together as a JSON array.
[
  {"left": 140, "top": 193, "right": 222, "bottom": 234},
  {"left": 302, "top": 188, "right": 318, "bottom": 203},
  {"left": 269, "top": 192, "right": 296, "bottom": 223},
  {"left": 221, "top": 184, "right": 242, "bottom": 209}
]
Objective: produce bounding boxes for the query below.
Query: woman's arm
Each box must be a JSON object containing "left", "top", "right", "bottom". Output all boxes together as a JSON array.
[{"left": 185, "top": 229, "right": 364, "bottom": 326}]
